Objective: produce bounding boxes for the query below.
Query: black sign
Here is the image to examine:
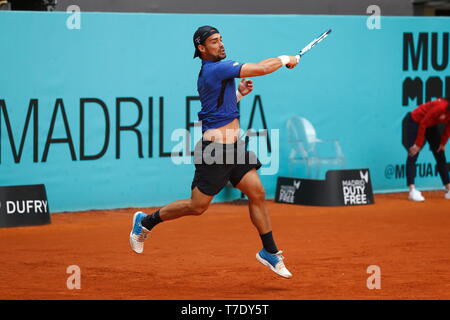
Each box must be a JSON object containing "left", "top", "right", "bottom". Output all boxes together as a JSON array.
[
  {"left": 0, "top": 185, "right": 51, "bottom": 227},
  {"left": 275, "top": 169, "right": 374, "bottom": 206}
]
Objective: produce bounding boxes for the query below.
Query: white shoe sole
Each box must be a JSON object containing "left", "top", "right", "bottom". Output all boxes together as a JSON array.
[
  {"left": 408, "top": 197, "right": 425, "bottom": 202},
  {"left": 256, "top": 253, "right": 292, "bottom": 279},
  {"left": 130, "top": 212, "right": 143, "bottom": 254}
]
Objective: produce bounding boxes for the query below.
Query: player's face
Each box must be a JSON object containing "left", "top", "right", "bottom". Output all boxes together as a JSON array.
[{"left": 202, "top": 33, "right": 226, "bottom": 61}]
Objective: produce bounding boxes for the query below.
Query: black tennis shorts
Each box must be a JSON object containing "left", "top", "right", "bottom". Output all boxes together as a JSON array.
[{"left": 191, "top": 139, "right": 262, "bottom": 196}]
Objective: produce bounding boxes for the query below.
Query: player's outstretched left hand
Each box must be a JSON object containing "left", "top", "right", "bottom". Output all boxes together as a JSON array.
[{"left": 238, "top": 78, "right": 253, "bottom": 96}]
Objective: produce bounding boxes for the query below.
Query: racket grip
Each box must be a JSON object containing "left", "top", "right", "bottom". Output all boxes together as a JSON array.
[{"left": 286, "top": 55, "right": 301, "bottom": 69}]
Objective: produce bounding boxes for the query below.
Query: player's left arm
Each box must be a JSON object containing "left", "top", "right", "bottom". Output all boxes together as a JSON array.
[{"left": 236, "top": 78, "right": 253, "bottom": 101}]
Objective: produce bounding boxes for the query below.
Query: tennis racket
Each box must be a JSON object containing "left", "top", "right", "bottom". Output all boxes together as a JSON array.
[{"left": 287, "top": 29, "right": 332, "bottom": 67}]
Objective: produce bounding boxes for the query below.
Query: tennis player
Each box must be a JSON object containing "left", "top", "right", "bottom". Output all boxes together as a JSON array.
[
  {"left": 403, "top": 97, "right": 450, "bottom": 201},
  {"left": 130, "top": 26, "right": 299, "bottom": 278}
]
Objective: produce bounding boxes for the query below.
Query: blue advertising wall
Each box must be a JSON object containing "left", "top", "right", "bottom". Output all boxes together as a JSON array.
[{"left": 1, "top": 12, "right": 449, "bottom": 212}]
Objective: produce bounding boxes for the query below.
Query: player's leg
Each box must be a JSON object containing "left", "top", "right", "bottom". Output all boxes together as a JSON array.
[
  {"left": 235, "top": 168, "right": 271, "bottom": 235},
  {"left": 406, "top": 155, "right": 418, "bottom": 186},
  {"left": 130, "top": 139, "right": 231, "bottom": 254},
  {"left": 158, "top": 186, "right": 214, "bottom": 221},
  {"left": 129, "top": 187, "right": 214, "bottom": 254},
  {"left": 233, "top": 168, "right": 292, "bottom": 278},
  {"left": 426, "top": 126, "right": 450, "bottom": 198},
  {"left": 404, "top": 114, "right": 424, "bottom": 201}
]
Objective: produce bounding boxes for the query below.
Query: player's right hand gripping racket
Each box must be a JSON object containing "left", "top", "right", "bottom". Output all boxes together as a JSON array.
[{"left": 287, "top": 29, "right": 332, "bottom": 68}]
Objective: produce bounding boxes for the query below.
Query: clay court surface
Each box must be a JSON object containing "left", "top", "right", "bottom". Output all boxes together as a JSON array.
[{"left": 0, "top": 191, "right": 449, "bottom": 300}]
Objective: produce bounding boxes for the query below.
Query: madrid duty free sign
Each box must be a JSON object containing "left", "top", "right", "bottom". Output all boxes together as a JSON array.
[{"left": 275, "top": 169, "right": 375, "bottom": 206}]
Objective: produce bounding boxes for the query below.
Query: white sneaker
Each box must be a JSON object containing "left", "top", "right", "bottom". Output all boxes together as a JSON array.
[
  {"left": 129, "top": 211, "right": 151, "bottom": 254},
  {"left": 445, "top": 190, "right": 450, "bottom": 200},
  {"left": 408, "top": 189, "right": 425, "bottom": 202},
  {"left": 256, "top": 249, "right": 293, "bottom": 279}
]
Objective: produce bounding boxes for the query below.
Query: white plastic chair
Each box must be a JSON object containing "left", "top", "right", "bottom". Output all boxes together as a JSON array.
[{"left": 286, "top": 116, "right": 345, "bottom": 178}]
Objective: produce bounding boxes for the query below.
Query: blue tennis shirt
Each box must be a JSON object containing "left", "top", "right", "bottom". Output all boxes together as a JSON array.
[{"left": 197, "top": 59, "right": 243, "bottom": 132}]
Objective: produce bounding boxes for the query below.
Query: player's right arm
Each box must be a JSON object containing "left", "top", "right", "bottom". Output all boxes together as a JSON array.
[{"left": 240, "top": 56, "right": 299, "bottom": 77}]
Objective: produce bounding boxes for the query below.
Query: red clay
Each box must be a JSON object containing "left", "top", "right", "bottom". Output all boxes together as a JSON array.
[{"left": 1, "top": 191, "right": 449, "bottom": 300}]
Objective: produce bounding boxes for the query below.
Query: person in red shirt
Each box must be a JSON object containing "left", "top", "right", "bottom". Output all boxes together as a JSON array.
[{"left": 403, "top": 97, "right": 450, "bottom": 201}]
